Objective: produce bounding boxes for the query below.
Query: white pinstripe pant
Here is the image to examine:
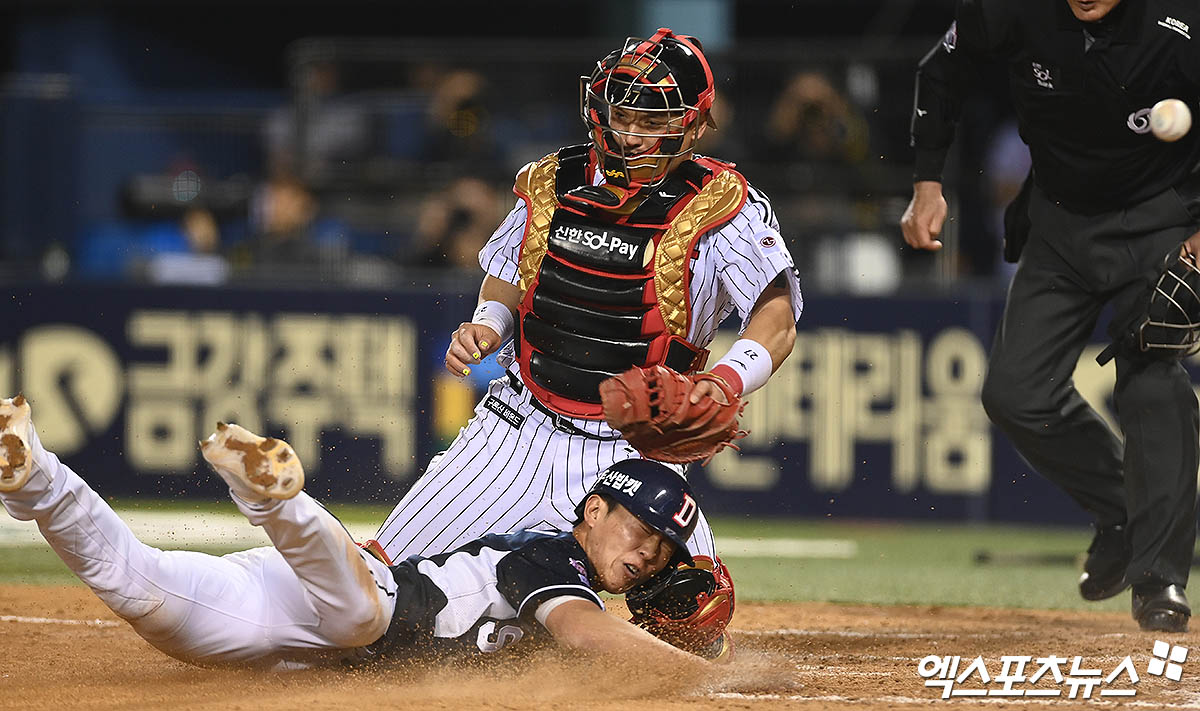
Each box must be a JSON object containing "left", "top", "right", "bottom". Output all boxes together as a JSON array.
[
  {"left": 0, "top": 429, "right": 397, "bottom": 666},
  {"left": 375, "top": 371, "right": 718, "bottom": 563}
]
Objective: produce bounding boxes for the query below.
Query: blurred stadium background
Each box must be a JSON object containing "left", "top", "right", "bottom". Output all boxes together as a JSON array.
[{"left": 0, "top": 0, "right": 1194, "bottom": 606}]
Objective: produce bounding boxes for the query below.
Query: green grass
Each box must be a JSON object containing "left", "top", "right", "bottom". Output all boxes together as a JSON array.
[
  {"left": 0, "top": 501, "right": 1151, "bottom": 614},
  {"left": 710, "top": 516, "right": 1130, "bottom": 612}
]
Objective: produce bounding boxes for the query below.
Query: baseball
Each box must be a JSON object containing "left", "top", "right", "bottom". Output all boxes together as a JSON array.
[{"left": 1150, "top": 98, "right": 1192, "bottom": 142}]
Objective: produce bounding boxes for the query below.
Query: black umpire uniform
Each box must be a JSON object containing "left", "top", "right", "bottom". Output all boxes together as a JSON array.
[{"left": 910, "top": 0, "right": 1200, "bottom": 631}]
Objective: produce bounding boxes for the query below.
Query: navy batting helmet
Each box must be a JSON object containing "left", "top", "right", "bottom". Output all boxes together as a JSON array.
[{"left": 575, "top": 459, "right": 700, "bottom": 566}]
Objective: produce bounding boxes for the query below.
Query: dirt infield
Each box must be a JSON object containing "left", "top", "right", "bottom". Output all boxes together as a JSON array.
[{"left": 2, "top": 584, "right": 1198, "bottom": 710}]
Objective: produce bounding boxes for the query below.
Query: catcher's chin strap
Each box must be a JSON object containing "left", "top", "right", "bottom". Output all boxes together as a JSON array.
[{"left": 626, "top": 555, "right": 735, "bottom": 662}]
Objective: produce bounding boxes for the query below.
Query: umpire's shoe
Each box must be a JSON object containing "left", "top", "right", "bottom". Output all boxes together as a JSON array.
[
  {"left": 1132, "top": 583, "right": 1190, "bottom": 633},
  {"left": 0, "top": 395, "right": 33, "bottom": 493},
  {"left": 1078, "top": 523, "right": 1131, "bottom": 601},
  {"left": 200, "top": 422, "right": 304, "bottom": 503}
]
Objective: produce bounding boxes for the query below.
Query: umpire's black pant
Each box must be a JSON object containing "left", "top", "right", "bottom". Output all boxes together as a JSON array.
[{"left": 982, "top": 183, "right": 1199, "bottom": 589}]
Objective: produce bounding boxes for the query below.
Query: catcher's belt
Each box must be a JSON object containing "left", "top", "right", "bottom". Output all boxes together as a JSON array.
[
  {"left": 510, "top": 143, "right": 747, "bottom": 419},
  {"left": 505, "top": 371, "right": 623, "bottom": 441}
]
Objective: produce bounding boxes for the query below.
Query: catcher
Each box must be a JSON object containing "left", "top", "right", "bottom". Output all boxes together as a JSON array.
[
  {"left": 373, "top": 28, "right": 802, "bottom": 659},
  {"left": 0, "top": 395, "right": 716, "bottom": 669}
]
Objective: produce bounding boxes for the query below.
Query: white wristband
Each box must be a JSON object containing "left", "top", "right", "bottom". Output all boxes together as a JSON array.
[
  {"left": 711, "top": 338, "right": 772, "bottom": 396},
  {"left": 471, "top": 300, "right": 515, "bottom": 344}
]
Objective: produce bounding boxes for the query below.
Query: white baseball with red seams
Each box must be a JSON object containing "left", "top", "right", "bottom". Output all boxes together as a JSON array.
[{"left": 1150, "top": 99, "right": 1192, "bottom": 142}]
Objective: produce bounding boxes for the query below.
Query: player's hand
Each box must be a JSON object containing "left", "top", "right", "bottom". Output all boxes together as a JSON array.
[
  {"left": 1182, "top": 229, "right": 1200, "bottom": 261},
  {"left": 688, "top": 378, "right": 731, "bottom": 406},
  {"left": 445, "top": 323, "right": 502, "bottom": 378},
  {"left": 900, "top": 181, "right": 947, "bottom": 251}
]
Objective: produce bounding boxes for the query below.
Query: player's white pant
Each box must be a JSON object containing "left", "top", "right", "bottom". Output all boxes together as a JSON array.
[
  {"left": 0, "top": 429, "right": 398, "bottom": 666},
  {"left": 375, "top": 372, "right": 718, "bottom": 562}
]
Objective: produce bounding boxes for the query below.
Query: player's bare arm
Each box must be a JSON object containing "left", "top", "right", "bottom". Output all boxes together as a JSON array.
[
  {"left": 690, "top": 283, "right": 796, "bottom": 405},
  {"left": 737, "top": 284, "right": 797, "bottom": 373},
  {"left": 900, "top": 180, "right": 947, "bottom": 251},
  {"left": 445, "top": 275, "right": 520, "bottom": 376},
  {"left": 543, "top": 599, "right": 710, "bottom": 670}
]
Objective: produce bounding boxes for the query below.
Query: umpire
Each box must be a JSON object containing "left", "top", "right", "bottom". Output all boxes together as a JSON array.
[{"left": 901, "top": 0, "right": 1200, "bottom": 632}]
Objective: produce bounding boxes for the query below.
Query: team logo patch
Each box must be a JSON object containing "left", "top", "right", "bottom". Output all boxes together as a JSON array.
[
  {"left": 484, "top": 395, "right": 525, "bottom": 429},
  {"left": 759, "top": 235, "right": 776, "bottom": 248},
  {"left": 672, "top": 493, "right": 698, "bottom": 527},
  {"left": 1031, "top": 62, "right": 1054, "bottom": 90},
  {"left": 568, "top": 558, "right": 590, "bottom": 585},
  {"left": 1128, "top": 107, "right": 1153, "bottom": 134}
]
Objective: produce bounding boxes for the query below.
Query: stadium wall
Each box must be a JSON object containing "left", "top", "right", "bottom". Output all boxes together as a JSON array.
[{"left": 3, "top": 283, "right": 1184, "bottom": 525}]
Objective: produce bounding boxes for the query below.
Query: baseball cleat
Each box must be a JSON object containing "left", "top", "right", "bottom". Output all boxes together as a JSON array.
[
  {"left": 0, "top": 395, "right": 33, "bottom": 493},
  {"left": 200, "top": 422, "right": 304, "bottom": 501}
]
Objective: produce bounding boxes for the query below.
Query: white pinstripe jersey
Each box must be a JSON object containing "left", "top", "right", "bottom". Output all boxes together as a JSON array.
[
  {"left": 373, "top": 157, "right": 804, "bottom": 564},
  {"left": 480, "top": 157, "right": 805, "bottom": 371}
]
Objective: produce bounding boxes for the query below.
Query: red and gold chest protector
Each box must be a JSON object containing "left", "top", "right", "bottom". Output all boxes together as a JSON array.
[{"left": 512, "top": 144, "right": 747, "bottom": 419}]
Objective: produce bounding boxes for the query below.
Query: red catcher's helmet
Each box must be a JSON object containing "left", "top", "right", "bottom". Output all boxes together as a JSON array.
[{"left": 580, "top": 28, "right": 716, "bottom": 190}]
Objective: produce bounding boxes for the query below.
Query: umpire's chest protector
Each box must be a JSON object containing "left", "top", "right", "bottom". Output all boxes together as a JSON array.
[{"left": 512, "top": 144, "right": 747, "bottom": 419}]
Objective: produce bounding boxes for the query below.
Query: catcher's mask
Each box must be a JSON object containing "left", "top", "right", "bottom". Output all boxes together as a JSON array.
[
  {"left": 575, "top": 458, "right": 699, "bottom": 566},
  {"left": 580, "top": 27, "right": 715, "bottom": 192},
  {"left": 1138, "top": 249, "right": 1200, "bottom": 355},
  {"left": 1098, "top": 246, "right": 1200, "bottom": 365}
]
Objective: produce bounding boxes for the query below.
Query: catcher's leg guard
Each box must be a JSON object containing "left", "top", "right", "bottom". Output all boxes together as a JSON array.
[{"left": 627, "top": 555, "right": 735, "bottom": 661}]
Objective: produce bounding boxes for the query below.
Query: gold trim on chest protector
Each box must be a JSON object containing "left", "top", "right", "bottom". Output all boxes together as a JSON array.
[
  {"left": 516, "top": 160, "right": 745, "bottom": 339},
  {"left": 654, "top": 170, "right": 745, "bottom": 337},
  {"left": 516, "top": 154, "right": 561, "bottom": 294}
]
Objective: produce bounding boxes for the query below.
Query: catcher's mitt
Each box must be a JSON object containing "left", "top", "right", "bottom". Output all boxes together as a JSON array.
[{"left": 598, "top": 364, "right": 747, "bottom": 464}]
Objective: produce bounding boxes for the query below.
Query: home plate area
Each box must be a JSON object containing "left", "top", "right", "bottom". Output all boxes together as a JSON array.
[{"left": 2, "top": 585, "right": 1198, "bottom": 710}]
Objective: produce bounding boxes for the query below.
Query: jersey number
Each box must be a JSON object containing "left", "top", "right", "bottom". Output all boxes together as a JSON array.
[
  {"left": 672, "top": 493, "right": 697, "bottom": 527},
  {"left": 475, "top": 620, "right": 525, "bottom": 653}
]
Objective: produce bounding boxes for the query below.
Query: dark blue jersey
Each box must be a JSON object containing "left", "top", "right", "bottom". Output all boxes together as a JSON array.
[{"left": 368, "top": 530, "right": 602, "bottom": 658}]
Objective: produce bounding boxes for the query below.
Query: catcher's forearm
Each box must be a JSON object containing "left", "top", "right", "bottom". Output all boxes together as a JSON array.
[
  {"left": 478, "top": 275, "right": 521, "bottom": 311},
  {"left": 738, "top": 286, "right": 797, "bottom": 373},
  {"left": 710, "top": 339, "right": 772, "bottom": 395}
]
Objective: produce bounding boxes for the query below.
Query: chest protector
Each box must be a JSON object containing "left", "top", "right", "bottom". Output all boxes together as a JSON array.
[{"left": 513, "top": 144, "right": 747, "bottom": 419}]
